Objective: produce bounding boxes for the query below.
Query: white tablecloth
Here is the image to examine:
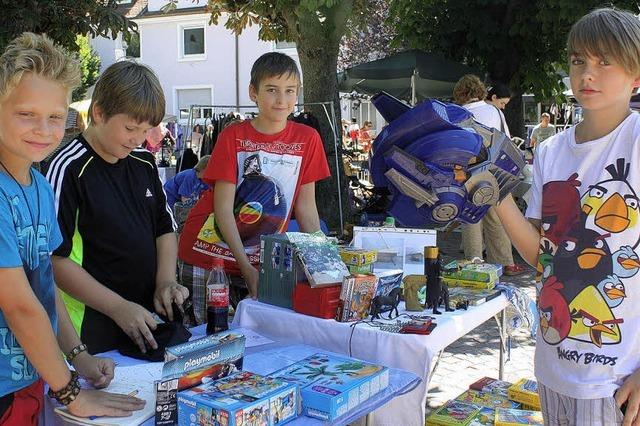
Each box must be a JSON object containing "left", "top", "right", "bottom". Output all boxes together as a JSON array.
[{"left": 232, "top": 296, "right": 509, "bottom": 426}]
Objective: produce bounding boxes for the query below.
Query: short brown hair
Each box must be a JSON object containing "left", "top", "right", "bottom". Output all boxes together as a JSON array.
[
  {"left": 89, "top": 60, "right": 165, "bottom": 126},
  {"left": 250, "top": 52, "right": 300, "bottom": 89},
  {"left": 0, "top": 32, "right": 81, "bottom": 101},
  {"left": 453, "top": 74, "right": 487, "bottom": 105},
  {"left": 194, "top": 155, "right": 210, "bottom": 172},
  {"left": 568, "top": 7, "right": 640, "bottom": 77}
]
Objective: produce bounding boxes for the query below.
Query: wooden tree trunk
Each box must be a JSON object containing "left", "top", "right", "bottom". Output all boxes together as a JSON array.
[{"left": 294, "top": 7, "right": 353, "bottom": 234}]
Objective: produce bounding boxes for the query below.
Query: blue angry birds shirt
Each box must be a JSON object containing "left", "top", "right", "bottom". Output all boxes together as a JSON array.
[{"left": 0, "top": 169, "right": 61, "bottom": 396}]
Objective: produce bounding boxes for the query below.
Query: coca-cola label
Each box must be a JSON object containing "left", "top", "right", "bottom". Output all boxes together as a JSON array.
[{"left": 207, "top": 285, "right": 229, "bottom": 307}]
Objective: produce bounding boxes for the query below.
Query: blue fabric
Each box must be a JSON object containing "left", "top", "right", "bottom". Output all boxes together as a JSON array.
[
  {"left": 163, "top": 168, "right": 209, "bottom": 208},
  {"left": 286, "top": 218, "right": 330, "bottom": 234},
  {"left": 495, "top": 283, "right": 539, "bottom": 339},
  {"left": 0, "top": 169, "right": 61, "bottom": 396}
]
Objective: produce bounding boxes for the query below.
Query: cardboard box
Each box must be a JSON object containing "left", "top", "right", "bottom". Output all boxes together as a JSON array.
[
  {"left": 425, "top": 400, "right": 480, "bottom": 425},
  {"left": 337, "top": 274, "right": 378, "bottom": 322},
  {"left": 162, "top": 332, "right": 245, "bottom": 391},
  {"left": 442, "top": 260, "right": 502, "bottom": 283},
  {"left": 178, "top": 371, "right": 299, "bottom": 426},
  {"left": 442, "top": 276, "right": 496, "bottom": 290},
  {"left": 270, "top": 353, "right": 389, "bottom": 421},
  {"left": 338, "top": 248, "right": 378, "bottom": 266},
  {"left": 507, "top": 379, "right": 540, "bottom": 410}
]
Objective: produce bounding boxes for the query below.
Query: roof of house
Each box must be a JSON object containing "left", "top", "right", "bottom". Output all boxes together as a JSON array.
[
  {"left": 117, "top": 0, "right": 148, "bottom": 19},
  {"left": 136, "top": 5, "right": 208, "bottom": 20}
]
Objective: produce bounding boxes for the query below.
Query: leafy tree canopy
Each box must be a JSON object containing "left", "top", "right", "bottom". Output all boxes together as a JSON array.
[
  {"left": 0, "top": 0, "right": 137, "bottom": 53},
  {"left": 388, "top": 0, "right": 638, "bottom": 100},
  {"left": 73, "top": 35, "right": 101, "bottom": 102}
]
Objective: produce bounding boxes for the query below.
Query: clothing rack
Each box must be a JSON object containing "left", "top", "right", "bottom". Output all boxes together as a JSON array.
[{"left": 183, "top": 101, "right": 344, "bottom": 234}]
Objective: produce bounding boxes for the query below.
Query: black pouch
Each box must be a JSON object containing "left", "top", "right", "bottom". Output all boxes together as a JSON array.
[{"left": 118, "top": 304, "right": 192, "bottom": 362}]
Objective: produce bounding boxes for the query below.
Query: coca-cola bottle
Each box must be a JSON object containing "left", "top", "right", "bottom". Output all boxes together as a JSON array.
[{"left": 206, "top": 257, "right": 229, "bottom": 335}]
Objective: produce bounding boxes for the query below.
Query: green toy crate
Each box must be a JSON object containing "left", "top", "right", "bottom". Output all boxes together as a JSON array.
[{"left": 258, "top": 234, "right": 304, "bottom": 309}]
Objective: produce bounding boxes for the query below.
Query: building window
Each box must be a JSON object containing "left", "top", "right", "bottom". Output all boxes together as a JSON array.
[
  {"left": 276, "top": 40, "right": 296, "bottom": 49},
  {"left": 176, "top": 87, "right": 213, "bottom": 121},
  {"left": 125, "top": 33, "right": 140, "bottom": 58},
  {"left": 183, "top": 27, "right": 205, "bottom": 57}
]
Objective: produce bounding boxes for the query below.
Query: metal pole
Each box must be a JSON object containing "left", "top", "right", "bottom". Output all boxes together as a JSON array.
[
  {"left": 411, "top": 69, "right": 418, "bottom": 106},
  {"left": 327, "top": 101, "right": 344, "bottom": 235},
  {"left": 498, "top": 308, "right": 506, "bottom": 380}
]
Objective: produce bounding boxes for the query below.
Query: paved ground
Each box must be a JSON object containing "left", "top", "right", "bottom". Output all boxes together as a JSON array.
[{"left": 425, "top": 229, "right": 538, "bottom": 415}]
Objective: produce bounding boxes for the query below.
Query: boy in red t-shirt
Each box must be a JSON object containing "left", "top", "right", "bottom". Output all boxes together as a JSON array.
[{"left": 178, "top": 52, "right": 330, "bottom": 324}]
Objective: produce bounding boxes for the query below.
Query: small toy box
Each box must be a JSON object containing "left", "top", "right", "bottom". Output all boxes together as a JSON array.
[
  {"left": 292, "top": 282, "right": 341, "bottom": 319},
  {"left": 162, "top": 332, "right": 245, "bottom": 391},
  {"left": 337, "top": 274, "right": 378, "bottom": 322},
  {"left": 270, "top": 353, "right": 389, "bottom": 422},
  {"left": 425, "top": 400, "right": 480, "bottom": 425},
  {"left": 494, "top": 408, "right": 543, "bottom": 425},
  {"left": 178, "top": 371, "right": 299, "bottom": 426},
  {"left": 454, "top": 389, "right": 520, "bottom": 409},
  {"left": 338, "top": 248, "right": 378, "bottom": 266},
  {"left": 507, "top": 379, "right": 540, "bottom": 410},
  {"left": 442, "top": 276, "right": 496, "bottom": 290},
  {"left": 469, "top": 376, "right": 512, "bottom": 398},
  {"left": 442, "top": 260, "right": 502, "bottom": 283}
]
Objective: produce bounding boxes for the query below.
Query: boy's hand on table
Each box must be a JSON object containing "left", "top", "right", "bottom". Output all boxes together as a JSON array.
[
  {"left": 111, "top": 300, "right": 158, "bottom": 353},
  {"left": 153, "top": 281, "right": 189, "bottom": 321},
  {"left": 240, "top": 263, "right": 259, "bottom": 299},
  {"left": 617, "top": 368, "right": 640, "bottom": 426},
  {"left": 68, "top": 389, "right": 145, "bottom": 418},
  {"left": 73, "top": 352, "right": 115, "bottom": 389}
]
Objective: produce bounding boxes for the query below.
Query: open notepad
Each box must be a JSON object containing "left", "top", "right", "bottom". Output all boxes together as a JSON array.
[{"left": 54, "top": 363, "right": 162, "bottom": 426}]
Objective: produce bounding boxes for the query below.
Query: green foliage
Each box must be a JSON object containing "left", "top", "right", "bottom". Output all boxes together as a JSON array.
[
  {"left": 73, "top": 35, "right": 101, "bottom": 102},
  {"left": 388, "top": 0, "right": 638, "bottom": 99},
  {"left": 0, "top": 0, "right": 137, "bottom": 53}
]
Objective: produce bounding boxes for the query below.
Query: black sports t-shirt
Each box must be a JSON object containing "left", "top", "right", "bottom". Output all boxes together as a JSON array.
[{"left": 46, "top": 135, "right": 176, "bottom": 354}]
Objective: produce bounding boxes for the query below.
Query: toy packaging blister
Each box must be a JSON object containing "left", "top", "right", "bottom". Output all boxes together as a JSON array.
[
  {"left": 270, "top": 353, "right": 389, "bottom": 422},
  {"left": 178, "top": 371, "right": 299, "bottom": 426},
  {"left": 162, "top": 332, "right": 245, "bottom": 391}
]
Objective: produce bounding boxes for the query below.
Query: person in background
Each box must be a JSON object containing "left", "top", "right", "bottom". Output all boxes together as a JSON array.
[
  {"left": 164, "top": 155, "right": 211, "bottom": 209},
  {"left": 453, "top": 74, "right": 526, "bottom": 276},
  {"left": 359, "top": 121, "right": 374, "bottom": 153},
  {"left": 0, "top": 32, "right": 144, "bottom": 423},
  {"left": 347, "top": 117, "right": 360, "bottom": 149},
  {"left": 191, "top": 124, "right": 203, "bottom": 155},
  {"left": 530, "top": 112, "right": 556, "bottom": 150},
  {"left": 485, "top": 81, "right": 512, "bottom": 136}
]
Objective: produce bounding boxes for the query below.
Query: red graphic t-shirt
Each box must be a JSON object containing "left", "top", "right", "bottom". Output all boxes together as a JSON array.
[{"left": 178, "top": 120, "right": 330, "bottom": 273}]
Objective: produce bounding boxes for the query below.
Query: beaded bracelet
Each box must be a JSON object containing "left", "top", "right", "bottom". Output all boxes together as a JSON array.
[
  {"left": 48, "top": 370, "right": 81, "bottom": 405},
  {"left": 66, "top": 343, "right": 88, "bottom": 363}
]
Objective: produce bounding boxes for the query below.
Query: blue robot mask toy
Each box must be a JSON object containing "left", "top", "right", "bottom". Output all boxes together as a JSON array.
[{"left": 369, "top": 92, "right": 525, "bottom": 228}]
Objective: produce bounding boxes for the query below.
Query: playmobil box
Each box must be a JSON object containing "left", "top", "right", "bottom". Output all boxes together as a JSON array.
[
  {"left": 338, "top": 248, "right": 378, "bottom": 266},
  {"left": 162, "top": 331, "right": 245, "bottom": 391},
  {"left": 177, "top": 371, "right": 299, "bottom": 426},
  {"left": 270, "top": 353, "right": 389, "bottom": 421}
]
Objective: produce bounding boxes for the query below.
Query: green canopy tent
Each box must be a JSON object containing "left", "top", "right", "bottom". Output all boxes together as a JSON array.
[{"left": 338, "top": 50, "right": 479, "bottom": 105}]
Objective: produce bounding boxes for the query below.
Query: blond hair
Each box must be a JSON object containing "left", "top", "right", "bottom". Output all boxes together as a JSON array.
[
  {"left": 89, "top": 60, "right": 165, "bottom": 126},
  {"left": 568, "top": 7, "right": 640, "bottom": 77},
  {"left": 453, "top": 74, "right": 487, "bottom": 105},
  {"left": 0, "top": 32, "right": 81, "bottom": 101},
  {"left": 194, "top": 155, "right": 210, "bottom": 172}
]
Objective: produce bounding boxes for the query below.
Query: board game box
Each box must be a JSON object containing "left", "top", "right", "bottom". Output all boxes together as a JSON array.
[
  {"left": 507, "top": 378, "right": 540, "bottom": 410},
  {"left": 178, "top": 371, "right": 299, "bottom": 426},
  {"left": 425, "top": 400, "right": 481, "bottom": 426},
  {"left": 338, "top": 248, "right": 378, "bottom": 266},
  {"left": 494, "top": 407, "right": 543, "bottom": 425},
  {"left": 442, "top": 260, "right": 502, "bottom": 283},
  {"left": 468, "top": 407, "right": 495, "bottom": 426},
  {"left": 447, "top": 288, "right": 502, "bottom": 307},
  {"left": 454, "top": 389, "right": 520, "bottom": 409},
  {"left": 270, "top": 353, "right": 389, "bottom": 422},
  {"left": 442, "top": 276, "right": 496, "bottom": 290}
]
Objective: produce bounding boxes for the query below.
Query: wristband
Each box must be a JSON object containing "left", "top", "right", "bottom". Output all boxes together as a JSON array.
[
  {"left": 66, "top": 343, "right": 88, "bottom": 363},
  {"left": 48, "top": 370, "right": 81, "bottom": 405}
]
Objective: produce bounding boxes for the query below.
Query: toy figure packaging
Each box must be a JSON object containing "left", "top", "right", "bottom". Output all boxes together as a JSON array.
[
  {"left": 494, "top": 407, "right": 544, "bottom": 425},
  {"left": 454, "top": 389, "right": 520, "bottom": 409},
  {"left": 162, "top": 332, "right": 245, "bottom": 391},
  {"left": 337, "top": 274, "right": 378, "bottom": 322},
  {"left": 178, "top": 371, "right": 299, "bottom": 426},
  {"left": 425, "top": 400, "right": 481, "bottom": 425},
  {"left": 270, "top": 353, "right": 389, "bottom": 421},
  {"left": 507, "top": 379, "right": 540, "bottom": 410},
  {"left": 468, "top": 377, "right": 512, "bottom": 398},
  {"left": 374, "top": 269, "right": 403, "bottom": 297}
]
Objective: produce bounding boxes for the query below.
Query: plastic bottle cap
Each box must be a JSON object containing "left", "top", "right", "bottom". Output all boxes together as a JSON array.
[{"left": 211, "top": 257, "right": 224, "bottom": 268}]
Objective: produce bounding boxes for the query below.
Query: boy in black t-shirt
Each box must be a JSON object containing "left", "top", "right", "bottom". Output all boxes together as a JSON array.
[{"left": 47, "top": 61, "right": 189, "bottom": 354}]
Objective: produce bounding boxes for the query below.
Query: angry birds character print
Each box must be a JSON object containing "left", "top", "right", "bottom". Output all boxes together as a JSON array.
[
  {"left": 539, "top": 276, "right": 571, "bottom": 345},
  {"left": 568, "top": 286, "right": 623, "bottom": 348},
  {"left": 581, "top": 158, "right": 640, "bottom": 248}
]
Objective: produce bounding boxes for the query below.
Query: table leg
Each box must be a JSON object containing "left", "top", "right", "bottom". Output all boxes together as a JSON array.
[{"left": 497, "top": 308, "right": 506, "bottom": 380}]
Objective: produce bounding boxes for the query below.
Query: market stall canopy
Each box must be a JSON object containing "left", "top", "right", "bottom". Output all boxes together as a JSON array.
[{"left": 338, "top": 50, "right": 479, "bottom": 104}]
